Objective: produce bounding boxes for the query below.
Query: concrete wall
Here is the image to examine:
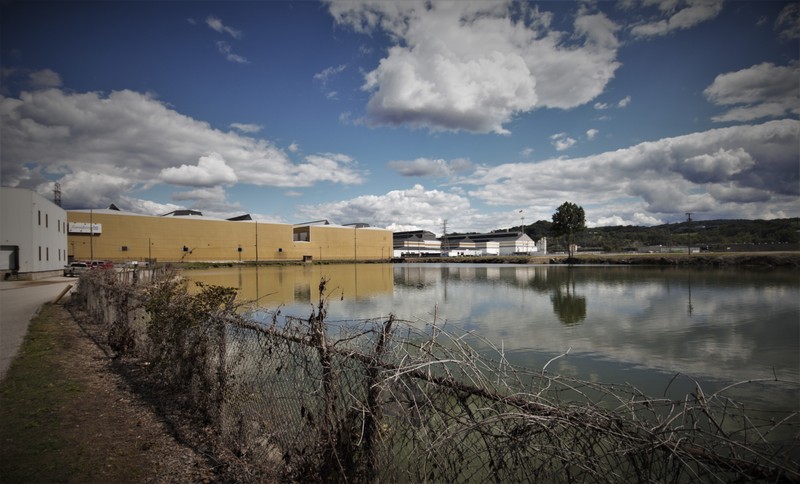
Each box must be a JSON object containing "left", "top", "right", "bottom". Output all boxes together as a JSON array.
[
  {"left": 66, "top": 211, "right": 392, "bottom": 263},
  {"left": 1, "top": 188, "right": 68, "bottom": 278}
]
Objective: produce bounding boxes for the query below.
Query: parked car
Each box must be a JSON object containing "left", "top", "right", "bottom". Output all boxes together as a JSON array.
[
  {"left": 88, "top": 260, "right": 114, "bottom": 269},
  {"left": 64, "top": 261, "right": 90, "bottom": 277}
]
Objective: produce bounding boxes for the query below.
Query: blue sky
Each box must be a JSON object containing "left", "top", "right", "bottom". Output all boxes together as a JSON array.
[{"left": 1, "top": 0, "right": 798, "bottom": 234}]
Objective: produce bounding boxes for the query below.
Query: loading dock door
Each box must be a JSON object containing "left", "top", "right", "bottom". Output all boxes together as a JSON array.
[{"left": 0, "top": 245, "right": 19, "bottom": 271}]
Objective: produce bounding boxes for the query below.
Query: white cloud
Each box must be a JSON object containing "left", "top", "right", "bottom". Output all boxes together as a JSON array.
[
  {"left": 216, "top": 41, "right": 249, "bottom": 64},
  {"left": 704, "top": 61, "right": 800, "bottom": 122},
  {"left": 206, "top": 15, "right": 242, "bottom": 39},
  {"left": 464, "top": 119, "right": 799, "bottom": 222},
  {"left": 0, "top": 86, "right": 368, "bottom": 211},
  {"left": 314, "top": 64, "right": 347, "bottom": 84},
  {"left": 680, "top": 148, "right": 755, "bottom": 183},
  {"left": 594, "top": 102, "right": 609, "bottom": 110},
  {"left": 586, "top": 128, "right": 599, "bottom": 140},
  {"left": 387, "top": 157, "right": 472, "bottom": 177},
  {"left": 296, "top": 184, "right": 478, "bottom": 232},
  {"left": 29, "top": 69, "right": 62, "bottom": 88},
  {"left": 287, "top": 143, "right": 300, "bottom": 153},
  {"left": 160, "top": 152, "right": 239, "bottom": 187},
  {"left": 550, "top": 132, "right": 577, "bottom": 151},
  {"left": 775, "top": 3, "right": 800, "bottom": 40},
  {"left": 297, "top": 153, "right": 367, "bottom": 184},
  {"left": 631, "top": 0, "right": 724, "bottom": 38},
  {"left": 314, "top": 64, "right": 347, "bottom": 100},
  {"left": 230, "top": 123, "right": 262, "bottom": 133},
  {"left": 594, "top": 212, "right": 662, "bottom": 227},
  {"left": 328, "top": 1, "right": 621, "bottom": 134},
  {"left": 617, "top": 95, "right": 631, "bottom": 108},
  {"left": 170, "top": 185, "right": 246, "bottom": 218}
]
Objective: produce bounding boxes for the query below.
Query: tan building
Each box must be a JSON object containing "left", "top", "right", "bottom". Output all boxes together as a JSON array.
[{"left": 66, "top": 209, "right": 392, "bottom": 263}]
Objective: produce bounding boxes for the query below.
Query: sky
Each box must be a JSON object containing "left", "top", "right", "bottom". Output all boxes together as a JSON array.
[{"left": 1, "top": 0, "right": 798, "bottom": 234}]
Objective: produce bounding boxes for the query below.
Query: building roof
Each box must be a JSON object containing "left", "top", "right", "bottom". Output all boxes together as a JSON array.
[
  {"left": 162, "top": 209, "right": 203, "bottom": 217},
  {"left": 441, "top": 231, "right": 535, "bottom": 243},
  {"left": 294, "top": 219, "right": 330, "bottom": 226},
  {"left": 393, "top": 230, "right": 438, "bottom": 241},
  {"left": 226, "top": 214, "right": 253, "bottom": 221}
]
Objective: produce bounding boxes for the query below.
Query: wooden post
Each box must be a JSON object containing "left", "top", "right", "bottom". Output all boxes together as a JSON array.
[{"left": 52, "top": 284, "right": 73, "bottom": 304}]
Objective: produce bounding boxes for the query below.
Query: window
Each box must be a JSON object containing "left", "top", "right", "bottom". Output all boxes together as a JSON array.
[
  {"left": 46, "top": 247, "right": 49, "bottom": 261},
  {"left": 38, "top": 210, "right": 41, "bottom": 225},
  {"left": 38, "top": 246, "right": 42, "bottom": 261},
  {"left": 121, "top": 246, "right": 128, "bottom": 252},
  {"left": 46, "top": 214, "right": 49, "bottom": 227},
  {"left": 293, "top": 227, "right": 311, "bottom": 242}
]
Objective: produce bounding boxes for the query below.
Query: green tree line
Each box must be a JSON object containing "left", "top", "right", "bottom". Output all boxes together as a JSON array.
[{"left": 504, "top": 218, "right": 799, "bottom": 253}]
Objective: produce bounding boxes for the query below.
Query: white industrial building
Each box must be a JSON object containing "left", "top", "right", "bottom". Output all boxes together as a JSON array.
[
  {"left": 392, "top": 230, "right": 442, "bottom": 257},
  {"left": 393, "top": 230, "right": 546, "bottom": 258},
  {"left": 1, "top": 187, "right": 69, "bottom": 279}
]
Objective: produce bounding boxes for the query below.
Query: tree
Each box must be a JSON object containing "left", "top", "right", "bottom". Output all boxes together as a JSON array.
[{"left": 551, "top": 201, "right": 586, "bottom": 258}]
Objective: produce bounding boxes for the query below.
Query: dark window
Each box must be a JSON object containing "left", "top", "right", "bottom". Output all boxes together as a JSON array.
[
  {"left": 121, "top": 246, "right": 128, "bottom": 251},
  {"left": 38, "top": 246, "right": 42, "bottom": 261},
  {"left": 38, "top": 211, "right": 41, "bottom": 225},
  {"left": 46, "top": 214, "right": 48, "bottom": 227},
  {"left": 46, "top": 247, "right": 49, "bottom": 261}
]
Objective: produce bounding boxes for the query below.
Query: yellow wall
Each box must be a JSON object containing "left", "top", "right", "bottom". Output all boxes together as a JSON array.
[{"left": 66, "top": 212, "right": 392, "bottom": 263}]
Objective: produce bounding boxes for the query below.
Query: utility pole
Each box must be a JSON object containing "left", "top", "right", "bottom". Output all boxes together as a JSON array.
[
  {"left": 90, "top": 209, "right": 94, "bottom": 261},
  {"left": 441, "top": 219, "right": 448, "bottom": 256},
  {"left": 685, "top": 212, "right": 692, "bottom": 255}
]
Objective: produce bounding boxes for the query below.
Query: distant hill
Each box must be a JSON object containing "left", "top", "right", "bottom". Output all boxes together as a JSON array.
[{"left": 498, "top": 218, "right": 800, "bottom": 253}]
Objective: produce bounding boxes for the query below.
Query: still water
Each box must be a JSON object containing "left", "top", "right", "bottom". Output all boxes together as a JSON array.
[{"left": 186, "top": 263, "right": 799, "bottom": 405}]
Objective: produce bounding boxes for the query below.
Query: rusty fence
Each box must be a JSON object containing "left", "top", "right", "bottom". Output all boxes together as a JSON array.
[{"left": 71, "top": 268, "right": 800, "bottom": 482}]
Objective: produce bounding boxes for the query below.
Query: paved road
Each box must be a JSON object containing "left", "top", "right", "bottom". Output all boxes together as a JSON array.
[{"left": 0, "top": 276, "right": 76, "bottom": 381}]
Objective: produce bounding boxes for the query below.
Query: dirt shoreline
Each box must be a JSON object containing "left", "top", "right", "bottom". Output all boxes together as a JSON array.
[
  {"left": 0, "top": 302, "right": 217, "bottom": 483},
  {"left": 400, "top": 251, "right": 800, "bottom": 267}
]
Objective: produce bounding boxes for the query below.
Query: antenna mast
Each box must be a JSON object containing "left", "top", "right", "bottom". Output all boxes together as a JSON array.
[{"left": 53, "top": 182, "right": 62, "bottom": 207}]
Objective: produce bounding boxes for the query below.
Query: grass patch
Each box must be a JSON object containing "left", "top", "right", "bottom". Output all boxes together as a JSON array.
[
  {"left": 0, "top": 297, "right": 271, "bottom": 482},
  {"left": 0, "top": 304, "right": 81, "bottom": 481}
]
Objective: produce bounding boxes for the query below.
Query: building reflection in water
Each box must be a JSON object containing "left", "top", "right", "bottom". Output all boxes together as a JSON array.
[{"left": 186, "top": 263, "right": 395, "bottom": 308}]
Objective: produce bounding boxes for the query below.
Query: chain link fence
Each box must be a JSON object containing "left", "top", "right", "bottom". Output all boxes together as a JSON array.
[{"left": 71, "top": 268, "right": 800, "bottom": 482}]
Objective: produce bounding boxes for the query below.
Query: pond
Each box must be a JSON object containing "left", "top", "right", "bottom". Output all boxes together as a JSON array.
[{"left": 185, "top": 263, "right": 799, "bottom": 407}]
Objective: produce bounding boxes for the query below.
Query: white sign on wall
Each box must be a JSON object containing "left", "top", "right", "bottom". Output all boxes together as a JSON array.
[{"left": 68, "top": 222, "right": 102, "bottom": 234}]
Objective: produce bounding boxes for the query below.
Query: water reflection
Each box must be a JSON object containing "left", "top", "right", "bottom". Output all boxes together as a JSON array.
[
  {"left": 184, "top": 263, "right": 800, "bottom": 397},
  {"left": 550, "top": 285, "right": 587, "bottom": 326},
  {"left": 187, "top": 263, "right": 394, "bottom": 307}
]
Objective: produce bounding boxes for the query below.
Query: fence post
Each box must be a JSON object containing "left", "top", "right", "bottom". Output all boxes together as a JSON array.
[
  {"left": 310, "top": 279, "right": 341, "bottom": 478},
  {"left": 363, "top": 315, "right": 394, "bottom": 481}
]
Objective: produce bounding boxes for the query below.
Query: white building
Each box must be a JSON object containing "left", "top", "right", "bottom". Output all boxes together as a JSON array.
[
  {"left": 441, "top": 232, "right": 545, "bottom": 256},
  {"left": 394, "top": 230, "right": 547, "bottom": 258},
  {"left": 1, "top": 187, "right": 69, "bottom": 279},
  {"left": 392, "top": 230, "right": 442, "bottom": 257}
]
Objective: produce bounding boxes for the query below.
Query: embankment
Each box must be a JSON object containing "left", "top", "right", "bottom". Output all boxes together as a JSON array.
[{"left": 401, "top": 252, "right": 800, "bottom": 267}]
